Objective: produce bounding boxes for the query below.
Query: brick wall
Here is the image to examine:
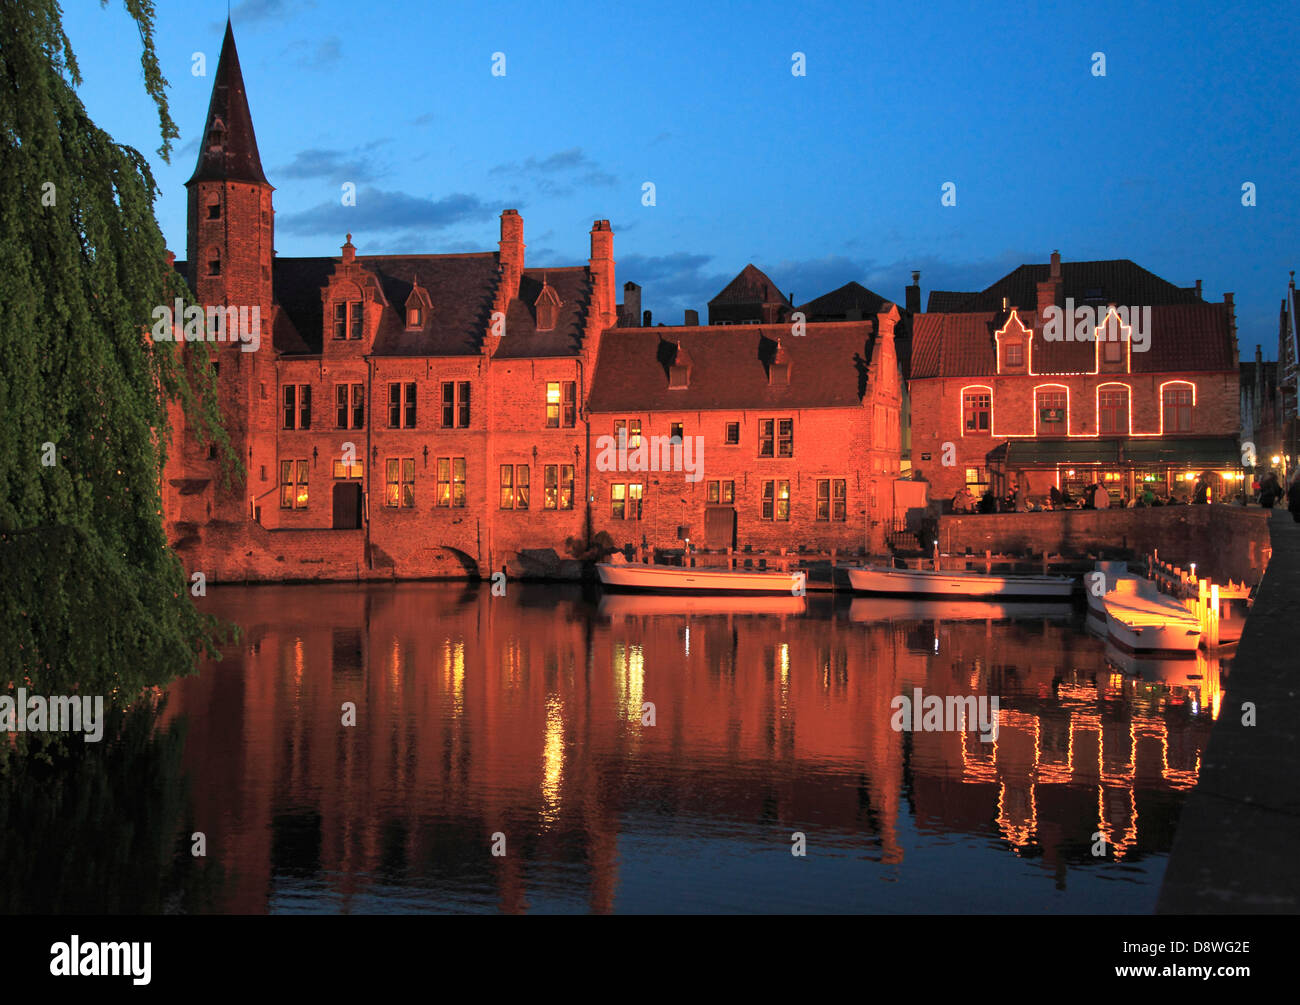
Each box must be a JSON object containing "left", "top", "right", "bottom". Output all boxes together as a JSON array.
[
  {"left": 910, "top": 371, "right": 1241, "bottom": 502},
  {"left": 937, "top": 504, "right": 1271, "bottom": 584}
]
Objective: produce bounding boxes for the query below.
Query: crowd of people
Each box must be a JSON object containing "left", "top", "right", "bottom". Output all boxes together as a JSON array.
[{"left": 949, "top": 470, "right": 1300, "bottom": 518}]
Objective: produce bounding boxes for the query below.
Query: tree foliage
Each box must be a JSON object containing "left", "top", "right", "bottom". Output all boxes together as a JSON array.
[{"left": 0, "top": 0, "right": 231, "bottom": 736}]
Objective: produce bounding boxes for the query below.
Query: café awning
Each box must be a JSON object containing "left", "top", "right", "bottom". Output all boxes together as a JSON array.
[{"left": 1003, "top": 436, "right": 1240, "bottom": 468}]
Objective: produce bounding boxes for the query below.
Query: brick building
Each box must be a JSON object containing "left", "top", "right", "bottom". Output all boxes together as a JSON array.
[
  {"left": 586, "top": 310, "right": 904, "bottom": 556},
  {"left": 161, "top": 23, "right": 904, "bottom": 580},
  {"left": 910, "top": 252, "right": 1242, "bottom": 506}
]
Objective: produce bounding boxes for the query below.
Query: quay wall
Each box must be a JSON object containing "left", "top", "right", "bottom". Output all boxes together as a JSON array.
[{"left": 937, "top": 505, "right": 1271, "bottom": 585}]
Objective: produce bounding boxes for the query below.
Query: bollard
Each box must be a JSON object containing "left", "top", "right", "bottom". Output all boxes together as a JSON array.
[{"left": 1208, "top": 583, "right": 1220, "bottom": 647}]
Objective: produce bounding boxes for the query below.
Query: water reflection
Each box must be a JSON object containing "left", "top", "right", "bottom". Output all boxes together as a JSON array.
[{"left": 6, "top": 582, "right": 1227, "bottom": 913}]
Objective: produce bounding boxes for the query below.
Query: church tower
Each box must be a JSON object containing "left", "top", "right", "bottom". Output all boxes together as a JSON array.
[{"left": 185, "top": 19, "right": 276, "bottom": 521}]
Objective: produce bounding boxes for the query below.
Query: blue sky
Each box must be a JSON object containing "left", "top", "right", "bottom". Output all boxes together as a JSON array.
[{"left": 63, "top": 0, "right": 1298, "bottom": 353}]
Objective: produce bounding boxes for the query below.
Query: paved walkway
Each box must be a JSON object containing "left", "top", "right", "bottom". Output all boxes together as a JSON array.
[{"left": 1157, "top": 507, "right": 1300, "bottom": 913}]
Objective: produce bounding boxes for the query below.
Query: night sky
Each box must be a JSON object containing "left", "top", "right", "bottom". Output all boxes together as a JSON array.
[{"left": 63, "top": 0, "right": 1298, "bottom": 352}]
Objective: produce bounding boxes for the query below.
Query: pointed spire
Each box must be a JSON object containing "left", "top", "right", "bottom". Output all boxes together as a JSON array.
[{"left": 187, "top": 20, "right": 269, "bottom": 187}]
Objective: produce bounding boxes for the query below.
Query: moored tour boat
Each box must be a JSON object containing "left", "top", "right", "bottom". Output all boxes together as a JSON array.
[
  {"left": 596, "top": 557, "right": 806, "bottom": 595},
  {"left": 845, "top": 565, "right": 1075, "bottom": 600},
  {"left": 1087, "top": 562, "right": 1202, "bottom": 654}
]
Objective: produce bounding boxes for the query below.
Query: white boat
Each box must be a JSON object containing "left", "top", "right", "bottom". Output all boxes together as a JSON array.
[
  {"left": 596, "top": 560, "right": 806, "bottom": 595},
  {"left": 845, "top": 565, "right": 1075, "bottom": 600},
  {"left": 1087, "top": 562, "right": 1202, "bottom": 654},
  {"left": 599, "top": 593, "right": 807, "bottom": 617}
]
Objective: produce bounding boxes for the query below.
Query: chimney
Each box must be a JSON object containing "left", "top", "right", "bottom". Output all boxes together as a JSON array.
[
  {"left": 1225, "top": 292, "right": 1238, "bottom": 365},
  {"left": 1195, "top": 279, "right": 1202, "bottom": 298},
  {"left": 1257, "top": 344, "right": 1263, "bottom": 364},
  {"left": 589, "top": 220, "right": 615, "bottom": 329},
  {"left": 685, "top": 309, "right": 699, "bottom": 326},
  {"left": 1037, "top": 250, "right": 1063, "bottom": 321},
  {"left": 498, "top": 209, "right": 524, "bottom": 300},
  {"left": 905, "top": 271, "right": 921, "bottom": 314},
  {"left": 342, "top": 233, "right": 355, "bottom": 265},
  {"left": 622, "top": 281, "right": 641, "bottom": 327},
  {"left": 643, "top": 309, "right": 652, "bottom": 327}
]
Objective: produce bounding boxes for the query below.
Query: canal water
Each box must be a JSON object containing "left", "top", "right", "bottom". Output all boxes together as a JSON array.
[{"left": 3, "top": 583, "right": 1228, "bottom": 914}]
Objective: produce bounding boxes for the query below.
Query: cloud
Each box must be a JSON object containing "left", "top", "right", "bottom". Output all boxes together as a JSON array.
[
  {"left": 489, "top": 147, "right": 618, "bottom": 198},
  {"left": 615, "top": 248, "right": 1037, "bottom": 322},
  {"left": 277, "top": 187, "right": 508, "bottom": 237},
  {"left": 410, "top": 112, "right": 435, "bottom": 127},
  {"left": 284, "top": 36, "right": 341, "bottom": 69},
  {"left": 275, "top": 143, "right": 387, "bottom": 183}
]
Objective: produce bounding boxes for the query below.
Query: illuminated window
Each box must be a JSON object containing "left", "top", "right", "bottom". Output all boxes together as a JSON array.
[
  {"left": 332, "top": 460, "right": 363, "bottom": 478},
  {"left": 1163, "top": 386, "right": 1193, "bottom": 432},
  {"left": 1099, "top": 388, "right": 1128, "bottom": 434},
  {"left": 385, "top": 457, "right": 415, "bottom": 508},
  {"left": 545, "top": 381, "right": 576, "bottom": 427},
  {"left": 963, "top": 391, "right": 991, "bottom": 433},
  {"left": 762, "top": 480, "right": 790, "bottom": 521},
  {"left": 436, "top": 457, "right": 466, "bottom": 507},
  {"left": 669, "top": 422, "right": 684, "bottom": 443},
  {"left": 543, "top": 464, "right": 574, "bottom": 510},
  {"left": 706, "top": 480, "right": 735, "bottom": 504},
  {"left": 499, "top": 464, "right": 529, "bottom": 509},
  {"left": 407, "top": 306, "right": 422, "bottom": 328},
  {"left": 279, "top": 459, "right": 308, "bottom": 509}
]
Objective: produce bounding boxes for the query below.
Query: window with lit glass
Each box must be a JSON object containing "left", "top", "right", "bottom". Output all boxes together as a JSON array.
[
  {"left": 279, "top": 460, "right": 308, "bottom": 509},
  {"left": 385, "top": 458, "right": 415, "bottom": 508}
]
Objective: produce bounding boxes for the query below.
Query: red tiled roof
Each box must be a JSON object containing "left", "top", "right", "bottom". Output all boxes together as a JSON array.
[
  {"left": 910, "top": 302, "right": 1235, "bottom": 378},
  {"left": 587, "top": 323, "right": 881, "bottom": 412},
  {"left": 495, "top": 267, "right": 594, "bottom": 358}
]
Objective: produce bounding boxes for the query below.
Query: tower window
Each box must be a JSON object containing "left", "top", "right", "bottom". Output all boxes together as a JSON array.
[
  {"left": 207, "top": 197, "right": 221, "bottom": 220},
  {"left": 207, "top": 248, "right": 221, "bottom": 277}
]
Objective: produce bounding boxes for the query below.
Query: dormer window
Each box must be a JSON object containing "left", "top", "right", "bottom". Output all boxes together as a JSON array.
[
  {"left": 768, "top": 339, "right": 790, "bottom": 386},
  {"left": 1004, "top": 341, "right": 1023, "bottom": 368},
  {"left": 669, "top": 340, "right": 693, "bottom": 389},
  {"left": 535, "top": 278, "right": 561, "bottom": 332},
  {"left": 208, "top": 117, "right": 226, "bottom": 150},
  {"left": 404, "top": 280, "right": 429, "bottom": 331},
  {"left": 333, "top": 301, "right": 362, "bottom": 340}
]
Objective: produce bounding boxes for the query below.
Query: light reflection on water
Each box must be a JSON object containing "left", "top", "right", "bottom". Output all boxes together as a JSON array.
[{"left": 157, "top": 582, "right": 1224, "bottom": 914}]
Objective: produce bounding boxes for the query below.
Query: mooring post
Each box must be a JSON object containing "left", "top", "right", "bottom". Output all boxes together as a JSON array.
[{"left": 1208, "top": 583, "right": 1220, "bottom": 647}]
